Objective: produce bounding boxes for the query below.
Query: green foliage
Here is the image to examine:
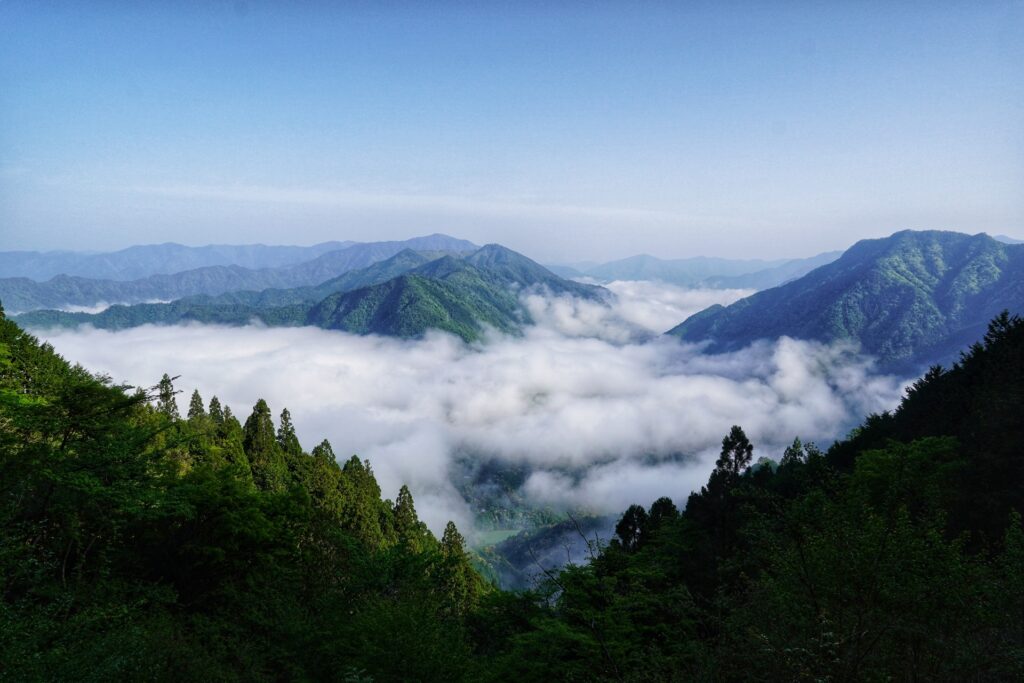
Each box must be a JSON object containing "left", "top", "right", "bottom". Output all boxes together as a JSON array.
[
  {"left": 472, "top": 312, "right": 1024, "bottom": 681},
  {"left": 0, "top": 311, "right": 481, "bottom": 681},
  {"left": 671, "top": 230, "right": 1024, "bottom": 371}
]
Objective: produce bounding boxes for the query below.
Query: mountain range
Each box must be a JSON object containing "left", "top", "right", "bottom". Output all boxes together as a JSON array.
[
  {"left": 548, "top": 251, "right": 841, "bottom": 289},
  {"left": 14, "top": 244, "right": 606, "bottom": 342},
  {"left": 0, "top": 234, "right": 478, "bottom": 313},
  {"left": 0, "top": 240, "right": 356, "bottom": 281},
  {"left": 669, "top": 230, "right": 1024, "bottom": 372}
]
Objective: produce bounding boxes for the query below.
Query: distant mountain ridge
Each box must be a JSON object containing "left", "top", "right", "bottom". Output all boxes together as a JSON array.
[
  {"left": 0, "top": 235, "right": 478, "bottom": 314},
  {"left": 668, "top": 230, "right": 1024, "bottom": 372},
  {"left": 14, "top": 244, "right": 607, "bottom": 342},
  {"left": 0, "top": 240, "right": 356, "bottom": 281},
  {"left": 551, "top": 251, "right": 842, "bottom": 290}
]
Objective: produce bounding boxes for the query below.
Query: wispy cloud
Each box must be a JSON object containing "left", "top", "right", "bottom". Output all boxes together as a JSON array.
[{"left": 128, "top": 182, "right": 735, "bottom": 227}]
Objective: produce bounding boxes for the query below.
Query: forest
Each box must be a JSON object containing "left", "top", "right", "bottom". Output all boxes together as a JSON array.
[{"left": 2, "top": 303, "right": 1022, "bottom": 681}]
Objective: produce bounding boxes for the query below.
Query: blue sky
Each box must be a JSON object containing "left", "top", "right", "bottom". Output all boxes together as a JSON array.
[{"left": 1, "top": 1, "right": 1022, "bottom": 260}]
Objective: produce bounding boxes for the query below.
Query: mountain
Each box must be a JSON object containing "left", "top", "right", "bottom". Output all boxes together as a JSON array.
[
  {"left": 668, "top": 230, "right": 1024, "bottom": 371},
  {"left": 994, "top": 234, "right": 1023, "bottom": 245},
  {"left": 582, "top": 254, "right": 788, "bottom": 286},
  {"left": 700, "top": 250, "right": 842, "bottom": 289},
  {"left": 0, "top": 240, "right": 356, "bottom": 281},
  {"left": 0, "top": 235, "right": 478, "bottom": 313},
  {"left": 15, "top": 244, "right": 607, "bottom": 342},
  {"left": 565, "top": 251, "right": 842, "bottom": 290}
]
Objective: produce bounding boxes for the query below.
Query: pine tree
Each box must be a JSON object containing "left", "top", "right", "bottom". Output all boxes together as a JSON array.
[
  {"left": 156, "top": 373, "right": 179, "bottom": 419},
  {"left": 441, "top": 520, "right": 467, "bottom": 560},
  {"left": 277, "top": 408, "right": 302, "bottom": 456},
  {"left": 208, "top": 396, "right": 224, "bottom": 424},
  {"left": 243, "top": 399, "right": 288, "bottom": 492},
  {"left": 394, "top": 484, "right": 429, "bottom": 551},
  {"left": 187, "top": 390, "right": 205, "bottom": 420},
  {"left": 311, "top": 439, "right": 335, "bottom": 461}
]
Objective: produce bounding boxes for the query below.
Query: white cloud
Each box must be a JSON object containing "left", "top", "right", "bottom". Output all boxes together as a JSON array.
[{"left": 31, "top": 283, "right": 909, "bottom": 536}]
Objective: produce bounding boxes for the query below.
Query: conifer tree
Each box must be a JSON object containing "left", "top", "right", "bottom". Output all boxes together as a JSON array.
[
  {"left": 156, "top": 373, "right": 179, "bottom": 419},
  {"left": 187, "top": 389, "right": 205, "bottom": 420},
  {"left": 277, "top": 407, "right": 302, "bottom": 456},
  {"left": 311, "top": 439, "right": 335, "bottom": 461},
  {"left": 208, "top": 396, "right": 224, "bottom": 424},
  {"left": 243, "top": 399, "right": 288, "bottom": 492},
  {"left": 394, "top": 484, "right": 429, "bottom": 551}
]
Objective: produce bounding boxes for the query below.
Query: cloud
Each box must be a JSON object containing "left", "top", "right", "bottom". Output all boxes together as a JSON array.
[{"left": 31, "top": 283, "right": 909, "bottom": 536}]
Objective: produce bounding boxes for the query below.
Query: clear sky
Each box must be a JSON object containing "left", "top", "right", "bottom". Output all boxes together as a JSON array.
[{"left": 1, "top": 1, "right": 1022, "bottom": 261}]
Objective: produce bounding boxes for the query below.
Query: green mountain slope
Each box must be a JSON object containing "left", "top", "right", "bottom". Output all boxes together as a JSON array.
[
  {"left": 0, "top": 235, "right": 477, "bottom": 313},
  {"left": 13, "top": 244, "right": 605, "bottom": 342},
  {"left": 669, "top": 230, "right": 1024, "bottom": 371}
]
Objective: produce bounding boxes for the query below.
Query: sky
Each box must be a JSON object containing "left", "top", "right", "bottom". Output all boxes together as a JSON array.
[{"left": 1, "top": 1, "right": 1022, "bottom": 261}]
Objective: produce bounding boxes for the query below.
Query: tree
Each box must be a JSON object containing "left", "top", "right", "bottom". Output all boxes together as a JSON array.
[
  {"left": 780, "top": 437, "right": 805, "bottom": 467},
  {"left": 187, "top": 390, "right": 205, "bottom": 420},
  {"left": 156, "top": 373, "right": 179, "bottom": 419},
  {"left": 716, "top": 425, "right": 753, "bottom": 482},
  {"left": 311, "top": 439, "right": 335, "bottom": 461},
  {"left": 277, "top": 407, "right": 302, "bottom": 456},
  {"left": 243, "top": 399, "right": 288, "bottom": 492},
  {"left": 394, "top": 485, "right": 430, "bottom": 551},
  {"left": 614, "top": 504, "right": 648, "bottom": 552},
  {"left": 647, "top": 496, "right": 679, "bottom": 532},
  {"left": 208, "top": 396, "right": 224, "bottom": 424}
]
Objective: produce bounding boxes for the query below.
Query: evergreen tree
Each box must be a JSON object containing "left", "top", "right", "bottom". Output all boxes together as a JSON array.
[
  {"left": 242, "top": 399, "right": 288, "bottom": 492},
  {"left": 394, "top": 484, "right": 429, "bottom": 551},
  {"left": 311, "top": 439, "right": 335, "bottom": 461},
  {"left": 780, "top": 437, "right": 805, "bottom": 467},
  {"left": 208, "top": 395, "right": 224, "bottom": 424},
  {"left": 187, "top": 389, "right": 205, "bottom": 420},
  {"left": 277, "top": 407, "right": 302, "bottom": 456},
  {"left": 156, "top": 373, "right": 179, "bottom": 419}
]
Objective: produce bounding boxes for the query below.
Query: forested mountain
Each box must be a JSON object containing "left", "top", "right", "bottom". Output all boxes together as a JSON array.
[
  {"left": 13, "top": 244, "right": 607, "bottom": 342},
  {"left": 0, "top": 234, "right": 478, "bottom": 313},
  {"left": 563, "top": 251, "right": 840, "bottom": 289},
  {"left": 0, "top": 305, "right": 482, "bottom": 680},
  {"left": 3, "top": 303, "right": 1022, "bottom": 680},
  {"left": 669, "top": 230, "right": 1024, "bottom": 372},
  {"left": 0, "top": 240, "right": 355, "bottom": 281},
  {"left": 476, "top": 312, "right": 1024, "bottom": 681}
]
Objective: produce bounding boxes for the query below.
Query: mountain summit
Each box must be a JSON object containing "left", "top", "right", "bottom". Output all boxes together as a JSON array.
[{"left": 668, "top": 230, "right": 1024, "bottom": 371}]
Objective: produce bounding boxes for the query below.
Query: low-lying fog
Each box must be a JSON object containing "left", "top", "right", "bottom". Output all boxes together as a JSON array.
[{"left": 31, "top": 281, "right": 908, "bottom": 536}]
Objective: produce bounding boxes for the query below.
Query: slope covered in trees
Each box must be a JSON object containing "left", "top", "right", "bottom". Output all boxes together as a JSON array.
[
  {"left": 475, "top": 312, "right": 1024, "bottom": 681},
  {"left": 0, "top": 235, "right": 477, "bottom": 313},
  {"left": 669, "top": 230, "right": 1024, "bottom": 372},
  {"left": 14, "top": 244, "right": 607, "bottom": 342},
  {"left": 3, "top": 302, "right": 1022, "bottom": 680},
  {"left": 0, "top": 305, "right": 482, "bottom": 680}
]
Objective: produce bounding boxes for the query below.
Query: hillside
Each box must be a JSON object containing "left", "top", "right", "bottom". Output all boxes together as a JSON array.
[
  {"left": 669, "top": 230, "right": 1024, "bottom": 371},
  {"left": 0, "top": 235, "right": 477, "bottom": 313},
  {"left": 0, "top": 240, "right": 356, "bottom": 281},
  {"left": 564, "top": 251, "right": 838, "bottom": 289},
  {"left": 0, "top": 307, "right": 483, "bottom": 681},
  {"left": 13, "top": 244, "right": 606, "bottom": 342}
]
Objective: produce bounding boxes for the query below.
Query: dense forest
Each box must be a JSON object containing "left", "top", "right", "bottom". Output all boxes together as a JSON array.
[{"left": 2, "top": 302, "right": 1023, "bottom": 681}]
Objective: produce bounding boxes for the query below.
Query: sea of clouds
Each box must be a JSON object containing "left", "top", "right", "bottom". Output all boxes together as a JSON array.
[{"left": 32, "top": 281, "right": 909, "bottom": 536}]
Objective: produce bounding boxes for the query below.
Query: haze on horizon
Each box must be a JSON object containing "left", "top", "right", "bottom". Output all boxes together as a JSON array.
[{"left": 1, "top": 2, "right": 1022, "bottom": 261}]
